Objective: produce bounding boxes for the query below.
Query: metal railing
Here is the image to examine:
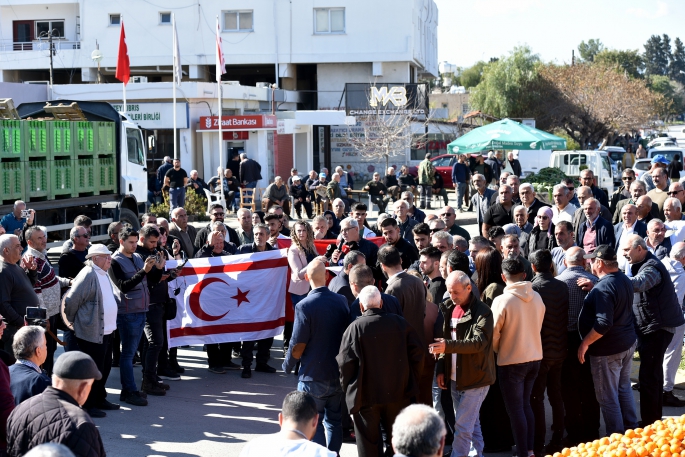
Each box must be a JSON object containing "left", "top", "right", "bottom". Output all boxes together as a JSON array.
[{"left": 0, "top": 40, "right": 81, "bottom": 52}]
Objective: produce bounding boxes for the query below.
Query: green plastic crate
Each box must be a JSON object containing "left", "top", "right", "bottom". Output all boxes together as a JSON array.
[
  {"left": 95, "top": 122, "right": 115, "bottom": 155},
  {"left": 0, "top": 120, "right": 23, "bottom": 160},
  {"left": 73, "top": 122, "right": 95, "bottom": 156},
  {"left": 25, "top": 160, "right": 49, "bottom": 199},
  {"left": 49, "top": 121, "right": 73, "bottom": 159},
  {"left": 96, "top": 156, "right": 116, "bottom": 192},
  {"left": 0, "top": 161, "right": 24, "bottom": 202},
  {"left": 50, "top": 159, "right": 75, "bottom": 198},
  {"left": 24, "top": 121, "right": 49, "bottom": 158},
  {"left": 74, "top": 158, "right": 97, "bottom": 194}
]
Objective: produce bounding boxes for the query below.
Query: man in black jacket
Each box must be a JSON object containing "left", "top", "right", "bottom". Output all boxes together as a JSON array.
[
  {"left": 529, "top": 249, "right": 569, "bottom": 454},
  {"left": 621, "top": 235, "right": 685, "bottom": 426},
  {"left": 236, "top": 224, "right": 278, "bottom": 378},
  {"left": 239, "top": 153, "right": 262, "bottom": 188},
  {"left": 135, "top": 225, "right": 178, "bottom": 392},
  {"left": 336, "top": 285, "right": 424, "bottom": 457},
  {"left": 194, "top": 204, "right": 239, "bottom": 250},
  {"left": 7, "top": 351, "right": 106, "bottom": 457},
  {"left": 329, "top": 251, "right": 365, "bottom": 307},
  {"left": 379, "top": 218, "right": 419, "bottom": 270}
]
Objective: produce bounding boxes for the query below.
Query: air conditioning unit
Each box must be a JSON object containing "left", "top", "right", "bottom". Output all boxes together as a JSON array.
[
  {"left": 256, "top": 82, "right": 270, "bottom": 88},
  {"left": 129, "top": 76, "right": 148, "bottom": 83}
]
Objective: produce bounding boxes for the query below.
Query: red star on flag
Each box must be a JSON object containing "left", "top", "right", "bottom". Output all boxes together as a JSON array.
[{"left": 231, "top": 288, "right": 250, "bottom": 307}]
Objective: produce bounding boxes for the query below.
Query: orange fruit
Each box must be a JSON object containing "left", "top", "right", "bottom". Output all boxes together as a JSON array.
[{"left": 601, "top": 438, "right": 611, "bottom": 446}]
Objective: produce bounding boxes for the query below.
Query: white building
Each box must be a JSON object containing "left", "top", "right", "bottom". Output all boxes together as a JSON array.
[{"left": 0, "top": 0, "right": 438, "bottom": 185}]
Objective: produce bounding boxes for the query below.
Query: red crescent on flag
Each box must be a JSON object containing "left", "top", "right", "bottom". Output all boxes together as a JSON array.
[{"left": 188, "top": 277, "right": 231, "bottom": 321}]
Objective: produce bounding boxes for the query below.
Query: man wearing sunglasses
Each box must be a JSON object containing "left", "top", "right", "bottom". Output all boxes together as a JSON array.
[
  {"left": 668, "top": 182, "right": 685, "bottom": 208},
  {"left": 613, "top": 180, "right": 659, "bottom": 225},
  {"left": 58, "top": 226, "right": 91, "bottom": 280},
  {"left": 609, "top": 170, "right": 636, "bottom": 216},
  {"left": 194, "top": 203, "right": 240, "bottom": 251}
]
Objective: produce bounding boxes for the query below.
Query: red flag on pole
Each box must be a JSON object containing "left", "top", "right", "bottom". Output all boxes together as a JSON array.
[
  {"left": 216, "top": 19, "right": 226, "bottom": 82},
  {"left": 115, "top": 21, "right": 130, "bottom": 85}
]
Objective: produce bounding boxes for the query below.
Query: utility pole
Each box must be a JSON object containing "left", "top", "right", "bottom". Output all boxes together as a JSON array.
[
  {"left": 39, "top": 29, "right": 58, "bottom": 86},
  {"left": 572, "top": 49, "right": 575, "bottom": 66}
]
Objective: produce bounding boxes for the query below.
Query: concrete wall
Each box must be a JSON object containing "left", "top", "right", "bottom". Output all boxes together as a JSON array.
[{"left": 0, "top": 82, "right": 47, "bottom": 105}]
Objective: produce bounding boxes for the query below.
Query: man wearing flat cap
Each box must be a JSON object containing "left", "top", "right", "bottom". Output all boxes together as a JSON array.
[
  {"left": 6, "top": 351, "right": 106, "bottom": 457},
  {"left": 576, "top": 244, "right": 638, "bottom": 434}
]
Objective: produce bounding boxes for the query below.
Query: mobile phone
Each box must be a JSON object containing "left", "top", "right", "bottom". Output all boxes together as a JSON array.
[
  {"left": 25, "top": 307, "right": 47, "bottom": 320},
  {"left": 21, "top": 209, "right": 30, "bottom": 218},
  {"left": 175, "top": 257, "right": 188, "bottom": 270}
]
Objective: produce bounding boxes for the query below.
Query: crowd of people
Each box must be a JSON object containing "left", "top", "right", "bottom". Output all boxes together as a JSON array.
[{"left": 2, "top": 150, "right": 685, "bottom": 457}]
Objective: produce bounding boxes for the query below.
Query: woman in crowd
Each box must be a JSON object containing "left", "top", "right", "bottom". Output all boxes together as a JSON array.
[
  {"left": 524, "top": 206, "right": 556, "bottom": 258},
  {"left": 196, "top": 231, "right": 239, "bottom": 374},
  {"left": 475, "top": 247, "right": 514, "bottom": 453},
  {"left": 285, "top": 221, "right": 324, "bottom": 354},
  {"left": 252, "top": 211, "right": 265, "bottom": 226},
  {"left": 323, "top": 210, "right": 340, "bottom": 237}
]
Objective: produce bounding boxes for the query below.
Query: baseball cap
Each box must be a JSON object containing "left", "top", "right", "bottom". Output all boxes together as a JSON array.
[
  {"left": 651, "top": 154, "right": 670, "bottom": 165},
  {"left": 53, "top": 351, "right": 102, "bottom": 380},
  {"left": 292, "top": 176, "right": 301, "bottom": 182},
  {"left": 319, "top": 172, "right": 327, "bottom": 178},
  {"left": 86, "top": 244, "right": 112, "bottom": 259},
  {"left": 583, "top": 244, "right": 617, "bottom": 261}
]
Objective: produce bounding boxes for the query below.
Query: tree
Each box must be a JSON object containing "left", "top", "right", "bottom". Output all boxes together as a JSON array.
[
  {"left": 345, "top": 109, "right": 429, "bottom": 172},
  {"left": 460, "top": 61, "right": 486, "bottom": 89},
  {"left": 469, "top": 46, "right": 541, "bottom": 119},
  {"left": 670, "top": 37, "right": 685, "bottom": 84},
  {"left": 648, "top": 75, "right": 684, "bottom": 119},
  {"left": 644, "top": 34, "right": 671, "bottom": 76},
  {"left": 593, "top": 49, "right": 645, "bottom": 79},
  {"left": 536, "top": 63, "right": 666, "bottom": 147},
  {"left": 578, "top": 39, "right": 605, "bottom": 62}
]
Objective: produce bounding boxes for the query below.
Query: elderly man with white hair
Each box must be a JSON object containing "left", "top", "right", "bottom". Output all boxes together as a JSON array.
[
  {"left": 169, "top": 207, "right": 197, "bottom": 258},
  {"left": 392, "top": 404, "right": 447, "bottom": 457},
  {"left": 263, "top": 176, "right": 288, "bottom": 213},
  {"left": 431, "top": 230, "right": 453, "bottom": 253},
  {"left": 9, "top": 326, "right": 50, "bottom": 405},
  {"left": 551, "top": 184, "right": 578, "bottom": 225},
  {"left": 185, "top": 169, "right": 208, "bottom": 197},
  {"left": 519, "top": 183, "right": 549, "bottom": 225},
  {"left": 661, "top": 242, "right": 685, "bottom": 406},
  {"left": 394, "top": 199, "right": 419, "bottom": 246},
  {"left": 337, "top": 285, "right": 424, "bottom": 457}
]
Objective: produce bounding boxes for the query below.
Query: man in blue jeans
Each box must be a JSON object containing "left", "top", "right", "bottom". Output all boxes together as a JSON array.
[
  {"left": 283, "top": 260, "right": 349, "bottom": 454},
  {"left": 108, "top": 227, "right": 158, "bottom": 407},
  {"left": 577, "top": 244, "right": 638, "bottom": 433},
  {"left": 430, "top": 270, "right": 495, "bottom": 457},
  {"left": 452, "top": 154, "right": 471, "bottom": 212},
  {"left": 164, "top": 159, "right": 188, "bottom": 214}
]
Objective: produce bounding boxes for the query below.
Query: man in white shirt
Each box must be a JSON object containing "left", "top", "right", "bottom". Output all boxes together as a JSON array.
[
  {"left": 551, "top": 184, "right": 578, "bottom": 225},
  {"left": 240, "top": 391, "right": 335, "bottom": 457},
  {"left": 661, "top": 242, "right": 685, "bottom": 407},
  {"left": 664, "top": 198, "right": 685, "bottom": 246},
  {"left": 350, "top": 202, "right": 376, "bottom": 239}
]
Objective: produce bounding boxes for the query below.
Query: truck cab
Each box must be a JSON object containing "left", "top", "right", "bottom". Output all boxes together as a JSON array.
[{"left": 549, "top": 150, "right": 614, "bottom": 196}]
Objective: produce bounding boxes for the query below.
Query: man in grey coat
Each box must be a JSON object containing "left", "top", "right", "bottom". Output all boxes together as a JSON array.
[{"left": 63, "top": 244, "right": 121, "bottom": 417}]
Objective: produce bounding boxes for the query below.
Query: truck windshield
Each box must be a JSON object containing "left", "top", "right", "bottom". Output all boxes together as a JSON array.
[
  {"left": 126, "top": 128, "right": 145, "bottom": 166},
  {"left": 602, "top": 156, "right": 611, "bottom": 175}
]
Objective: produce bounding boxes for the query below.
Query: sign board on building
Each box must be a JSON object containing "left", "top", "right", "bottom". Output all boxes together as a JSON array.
[
  {"left": 345, "top": 83, "right": 428, "bottom": 116},
  {"left": 112, "top": 102, "right": 189, "bottom": 129},
  {"left": 198, "top": 115, "right": 278, "bottom": 131}
]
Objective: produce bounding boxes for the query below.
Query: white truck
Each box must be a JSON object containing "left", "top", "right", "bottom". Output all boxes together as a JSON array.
[{"left": 549, "top": 150, "right": 614, "bottom": 196}]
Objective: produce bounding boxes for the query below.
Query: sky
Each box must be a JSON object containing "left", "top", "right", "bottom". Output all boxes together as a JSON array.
[{"left": 434, "top": 0, "right": 685, "bottom": 69}]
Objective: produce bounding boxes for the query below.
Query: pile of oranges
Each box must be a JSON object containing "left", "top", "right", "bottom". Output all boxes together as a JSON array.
[{"left": 546, "top": 416, "right": 685, "bottom": 457}]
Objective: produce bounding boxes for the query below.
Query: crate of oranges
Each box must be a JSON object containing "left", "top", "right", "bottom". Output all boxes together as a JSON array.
[{"left": 546, "top": 416, "right": 685, "bottom": 457}]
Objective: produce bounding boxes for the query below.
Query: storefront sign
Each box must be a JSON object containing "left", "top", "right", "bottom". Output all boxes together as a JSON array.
[
  {"left": 112, "top": 102, "right": 189, "bottom": 129},
  {"left": 198, "top": 115, "right": 278, "bottom": 131},
  {"left": 345, "top": 83, "right": 428, "bottom": 116}
]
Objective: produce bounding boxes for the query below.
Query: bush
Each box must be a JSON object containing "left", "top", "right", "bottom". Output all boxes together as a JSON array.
[{"left": 148, "top": 190, "right": 209, "bottom": 221}]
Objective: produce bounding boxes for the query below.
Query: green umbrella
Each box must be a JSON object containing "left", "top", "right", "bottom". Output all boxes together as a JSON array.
[{"left": 447, "top": 118, "right": 567, "bottom": 154}]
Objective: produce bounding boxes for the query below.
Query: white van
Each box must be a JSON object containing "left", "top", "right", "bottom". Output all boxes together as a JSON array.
[
  {"left": 666, "top": 125, "right": 685, "bottom": 148},
  {"left": 549, "top": 150, "right": 614, "bottom": 196},
  {"left": 647, "top": 146, "right": 685, "bottom": 179},
  {"left": 503, "top": 150, "right": 552, "bottom": 179}
]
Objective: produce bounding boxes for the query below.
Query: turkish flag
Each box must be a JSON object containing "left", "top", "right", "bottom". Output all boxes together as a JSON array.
[
  {"left": 167, "top": 249, "right": 288, "bottom": 347},
  {"left": 115, "top": 21, "right": 130, "bottom": 85}
]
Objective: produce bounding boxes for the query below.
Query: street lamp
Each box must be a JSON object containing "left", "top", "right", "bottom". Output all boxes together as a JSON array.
[{"left": 91, "top": 42, "right": 103, "bottom": 84}]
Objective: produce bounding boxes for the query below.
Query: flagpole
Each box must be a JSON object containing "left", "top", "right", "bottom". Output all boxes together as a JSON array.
[
  {"left": 172, "top": 13, "right": 177, "bottom": 160},
  {"left": 217, "top": 16, "right": 224, "bottom": 203},
  {"left": 121, "top": 16, "right": 126, "bottom": 117}
]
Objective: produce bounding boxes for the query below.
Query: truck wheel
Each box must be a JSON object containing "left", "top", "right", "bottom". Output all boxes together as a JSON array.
[{"left": 119, "top": 208, "right": 141, "bottom": 230}]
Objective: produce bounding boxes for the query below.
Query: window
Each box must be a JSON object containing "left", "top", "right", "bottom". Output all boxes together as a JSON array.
[
  {"left": 109, "top": 14, "right": 121, "bottom": 26},
  {"left": 160, "top": 12, "right": 171, "bottom": 24},
  {"left": 462, "top": 103, "right": 470, "bottom": 114},
  {"left": 314, "top": 8, "right": 345, "bottom": 34},
  {"left": 223, "top": 10, "right": 253, "bottom": 32},
  {"left": 126, "top": 128, "right": 145, "bottom": 166},
  {"left": 35, "top": 20, "right": 64, "bottom": 38}
]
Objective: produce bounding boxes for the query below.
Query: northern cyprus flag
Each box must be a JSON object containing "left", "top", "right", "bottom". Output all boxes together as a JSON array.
[{"left": 167, "top": 249, "right": 288, "bottom": 347}]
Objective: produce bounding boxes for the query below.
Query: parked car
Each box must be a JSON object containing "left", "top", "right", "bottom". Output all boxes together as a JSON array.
[
  {"left": 407, "top": 154, "right": 457, "bottom": 188},
  {"left": 647, "top": 138, "right": 677, "bottom": 149},
  {"left": 633, "top": 158, "right": 651, "bottom": 180}
]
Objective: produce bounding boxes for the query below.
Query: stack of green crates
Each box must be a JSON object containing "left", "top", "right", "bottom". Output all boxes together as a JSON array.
[{"left": 0, "top": 119, "right": 117, "bottom": 202}]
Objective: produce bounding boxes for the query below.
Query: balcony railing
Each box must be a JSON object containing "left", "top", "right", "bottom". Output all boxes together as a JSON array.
[{"left": 0, "top": 40, "right": 81, "bottom": 52}]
